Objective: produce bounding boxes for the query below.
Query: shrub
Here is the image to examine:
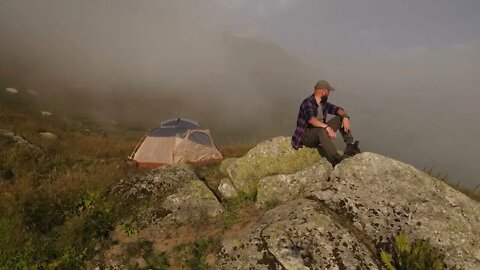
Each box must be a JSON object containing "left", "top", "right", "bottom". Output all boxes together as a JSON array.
[
  {"left": 174, "top": 237, "right": 217, "bottom": 270},
  {"left": 83, "top": 203, "right": 115, "bottom": 240},
  {"left": 380, "top": 232, "right": 448, "bottom": 270},
  {"left": 22, "top": 196, "right": 66, "bottom": 234}
]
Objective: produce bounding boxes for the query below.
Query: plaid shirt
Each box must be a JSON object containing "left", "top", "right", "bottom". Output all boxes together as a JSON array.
[{"left": 291, "top": 95, "right": 339, "bottom": 149}]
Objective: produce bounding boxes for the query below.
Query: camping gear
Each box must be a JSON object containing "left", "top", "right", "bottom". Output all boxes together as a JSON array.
[{"left": 128, "top": 118, "right": 223, "bottom": 167}]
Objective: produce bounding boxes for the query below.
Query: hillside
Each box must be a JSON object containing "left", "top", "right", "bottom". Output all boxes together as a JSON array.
[
  {"left": 0, "top": 34, "right": 316, "bottom": 144},
  {"left": 1, "top": 98, "right": 480, "bottom": 269}
]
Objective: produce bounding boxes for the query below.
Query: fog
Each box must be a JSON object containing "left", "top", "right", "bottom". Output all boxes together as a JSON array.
[{"left": 0, "top": 0, "right": 479, "bottom": 187}]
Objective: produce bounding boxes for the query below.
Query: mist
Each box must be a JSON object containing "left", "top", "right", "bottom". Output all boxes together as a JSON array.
[{"left": 0, "top": 0, "right": 479, "bottom": 187}]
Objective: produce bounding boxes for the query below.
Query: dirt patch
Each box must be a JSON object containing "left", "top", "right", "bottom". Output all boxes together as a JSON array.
[{"left": 223, "top": 204, "right": 263, "bottom": 238}]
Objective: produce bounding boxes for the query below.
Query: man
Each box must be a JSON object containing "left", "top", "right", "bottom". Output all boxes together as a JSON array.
[{"left": 292, "top": 80, "right": 360, "bottom": 165}]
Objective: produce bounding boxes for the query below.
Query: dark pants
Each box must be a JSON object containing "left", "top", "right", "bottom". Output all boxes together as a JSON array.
[{"left": 302, "top": 116, "right": 354, "bottom": 160}]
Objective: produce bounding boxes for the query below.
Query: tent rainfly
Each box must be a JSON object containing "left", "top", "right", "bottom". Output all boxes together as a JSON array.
[{"left": 128, "top": 118, "right": 223, "bottom": 167}]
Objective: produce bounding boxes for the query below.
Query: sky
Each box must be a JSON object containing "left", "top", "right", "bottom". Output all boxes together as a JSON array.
[{"left": 0, "top": 0, "right": 479, "bottom": 187}]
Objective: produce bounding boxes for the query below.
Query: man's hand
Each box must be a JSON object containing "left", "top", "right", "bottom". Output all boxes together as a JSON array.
[
  {"left": 326, "top": 126, "right": 336, "bottom": 138},
  {"left": 342, "top": 118, "right": 351, "bottom": 133}
]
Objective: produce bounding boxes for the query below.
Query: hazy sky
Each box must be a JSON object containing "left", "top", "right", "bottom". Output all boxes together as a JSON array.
[{"left": 0, "top": 0, "right": 479, "bottom": 187}]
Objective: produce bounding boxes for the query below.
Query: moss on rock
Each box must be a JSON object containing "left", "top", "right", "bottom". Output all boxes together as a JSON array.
[{"left": 226, "top": 137, "right": 322, "bottom": 195}]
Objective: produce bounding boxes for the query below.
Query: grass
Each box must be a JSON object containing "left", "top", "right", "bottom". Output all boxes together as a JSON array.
[
  {"left": 423, "top": 166, "right": 480, "bottom": 202},
  {"left": 173, "top": 237, "right": 219, "bottom": 270},
  {"left": 380, "top": 232, "right": 452, "bottom": 270},
  {"left": 0, "top": 105, "right": 140, "bottom": 269}
]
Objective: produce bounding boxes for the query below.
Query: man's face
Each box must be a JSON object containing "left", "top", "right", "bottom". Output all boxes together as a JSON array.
[{"left": 320, "top": 88, "right": 331, "bottom": 101}]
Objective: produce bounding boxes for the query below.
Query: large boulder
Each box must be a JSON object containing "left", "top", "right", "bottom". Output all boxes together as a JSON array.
[
  {"left": 225, "top": 137, "right": 323, "bottom": 196},
  {"left": 215, "top": 199, "right": 380, "bottom": 269},
  {"left": 161, "top": 179, "right": 225, "bottom": 224},
  {"left": 309, "top": 152, "right": 480, "bottom": 269},
  {"left": 255, "top": 160, "right": 332, "bottom": 208},
  {"left": 109, "top": 164, "right": 198, "bottom": 200},
  {"left": 110, "top": 164, "right": 224, "bottom": 225}
]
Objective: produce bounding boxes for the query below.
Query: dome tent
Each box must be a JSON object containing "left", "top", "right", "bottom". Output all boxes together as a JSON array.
[{"left": 128, "top": 118, "right": 223, "bottom": 167}]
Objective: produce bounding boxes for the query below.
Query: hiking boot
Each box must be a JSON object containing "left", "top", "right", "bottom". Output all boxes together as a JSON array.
[
  {"left": 330, "top": 153, "right": 348, "bottom": 167},
  {"left": 344, "top": 140, "right": 361, "bottom": 157}
]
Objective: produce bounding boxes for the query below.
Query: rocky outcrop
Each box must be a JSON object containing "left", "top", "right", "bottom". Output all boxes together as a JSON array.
[
  {"left": 216, "top": 199, "right": 380, "bottom": 269},
  {"left": 221, "top": 137, "right": 323, "bottom": 197},
  {"left": 214, "top": 138, "right": 480, "bottom": 269},
  {"left": 0, "top": 129, "right": 42, "bottom": 153},
  {"left": 105, "top": 138, "right": 480, "bottom": 269},
  {"left": 308, "top": 152, "right": 480, "bottom": 269},
  {"left": 109, "top": 164, "right": 198, "bottom": 200},
  {"left": 110, "top": 164, "right": 223, "bottom": 225}
]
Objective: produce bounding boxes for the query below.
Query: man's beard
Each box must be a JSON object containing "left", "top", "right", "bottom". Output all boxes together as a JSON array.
[{"left": 321, "top": 96, "right": 329, "bottom": 102}]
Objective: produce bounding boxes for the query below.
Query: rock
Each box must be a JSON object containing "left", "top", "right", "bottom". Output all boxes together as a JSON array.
[
  {"left": 0, "top": 129, "right": 42, "bottom": 153},
  {"left": 219, "top": 158, "right": 236, "bottom": 175},
  {"left": 5, "top": 87, "right": 18, "bottom": 94},
  {"left": 218, "top": 177, "right": 239, "bottom": 200},
  {"left": 256, "top": 160, "right": 332, "bottom": 208},
  {"left": 215, "top": 199, "right": 380, "bottom": 269},
  {"left": 40, "top": 111, "right": 53, "bottom": 117},
  {"left": 309, "top": 152, "right": 480, "bottom": 269},
  {"left": 161, "top": 180, "right": 224, "bottom": 224},
  {"left": 109, "top": 164, "right": 198, "bottom": 200},
  {"left": 225, "top": 137, "right": 323, "bottom": 196},
  {"left": 38, "top": 132, "right": 58, "bottom": 140}
]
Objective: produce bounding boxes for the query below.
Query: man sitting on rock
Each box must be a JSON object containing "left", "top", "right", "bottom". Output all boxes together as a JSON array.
[{"left": 292, "top": 80, "right": 361, "bottom": 166}]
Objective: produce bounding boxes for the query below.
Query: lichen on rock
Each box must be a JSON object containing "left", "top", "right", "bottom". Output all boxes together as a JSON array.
[
  {"left": 255, "top": 160, "right": 332, "bottom": 208},
  {"left": 309, "top": 152, "right": 480, "bottom": 269},
  {"left": 215, "top": 199, "right": 379, "bottom": 269},
  {"left": 225, "top": 137, "right": 323, "bottom": 196},
  {"left": 161, "top": 179, "right": 225, "bottom": 225}
]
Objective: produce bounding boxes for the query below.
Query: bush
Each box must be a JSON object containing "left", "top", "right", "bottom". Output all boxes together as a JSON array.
[
  {"left": 22, "top": 196, "right": 66, "bottom": 234},
  {"left": 380, "top": 232, "right": 448, "bottom": 270},
  {"left": 174, "top": 237, "right": 217, "bottom": 270}
]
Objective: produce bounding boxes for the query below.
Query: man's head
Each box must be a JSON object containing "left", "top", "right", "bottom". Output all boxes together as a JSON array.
[{"left": 314, "top": 80, "right": 335, "bottom": 99}]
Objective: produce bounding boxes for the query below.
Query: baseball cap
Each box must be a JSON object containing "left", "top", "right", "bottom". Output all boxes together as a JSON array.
[{"left": 314, "top": 80, "right": 335, "bottom": 91}]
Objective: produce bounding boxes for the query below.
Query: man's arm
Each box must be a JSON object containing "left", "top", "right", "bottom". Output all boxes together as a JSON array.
[
  {"left": 308, "top": 117, "right": 336, "bottom": 138},
  {"left": 336, "top": 107, "right": 351, "bottom": 133},
  {"left": 336, "top": 107, "right": 349, "bottom": 118},
  {"left": 308, "top": 117, "right": 328, "bottom": 128}
]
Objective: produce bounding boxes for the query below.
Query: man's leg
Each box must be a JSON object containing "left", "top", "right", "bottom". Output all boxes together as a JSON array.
[
  {"left": 327, "top": 116, "right": 360, "bottom": 156},
  {"left": 326, "top": 116, "right": 354, "bottom": 144},
  {"left": 315, "top": 127, "right": 339, "bottom": 162},
  {"left": 303, "top": 127, "right": 338, "bottom": 162},
  {"left": 301, "top": 128, "right": 320, "bottom": 148}
]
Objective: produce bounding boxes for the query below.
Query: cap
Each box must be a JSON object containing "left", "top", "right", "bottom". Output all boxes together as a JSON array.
[{"left": 314, "top": 80, "right": 335, "bottom": 91}]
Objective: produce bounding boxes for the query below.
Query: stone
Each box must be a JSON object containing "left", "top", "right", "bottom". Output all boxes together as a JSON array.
[
  {"left": 219, "top": 158, "right": 236, "bottom": 175},
  {"left": 40, "top": 111, "right": 53, "bottom": 117},
  {"left": 309, "top": 152, "right": 480, "bottom": 269},
  {"left": 109, "top": 164, "right": 198, "bottom": 200},
  {"left": 38, "top": 132, "right": 58, "bottom": 140},
  {"left": 5, "top": 87, "right": 18, "bottom": 94},
  {"left": 0, "top": 129, "right": 42, "bottom": 153},
  {"left": 218, "top": 177, "right": 239, "bottom": 200},
  {"left": 255, "top": 160, "right": 332, "bottom": 208},
  {"left": 225, "top": 137, "right": 323, "bottom": 196},
  {"left": 161, "top": 180, "right": 224, "bottom": 224},
  {"left": 215, "top": 199, "right": 380, "bottom": 269}
]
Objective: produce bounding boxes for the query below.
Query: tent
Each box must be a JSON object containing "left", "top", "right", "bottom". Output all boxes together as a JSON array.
[{"left": 128, "top": 118, "right": 223, "bottom": 167}]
